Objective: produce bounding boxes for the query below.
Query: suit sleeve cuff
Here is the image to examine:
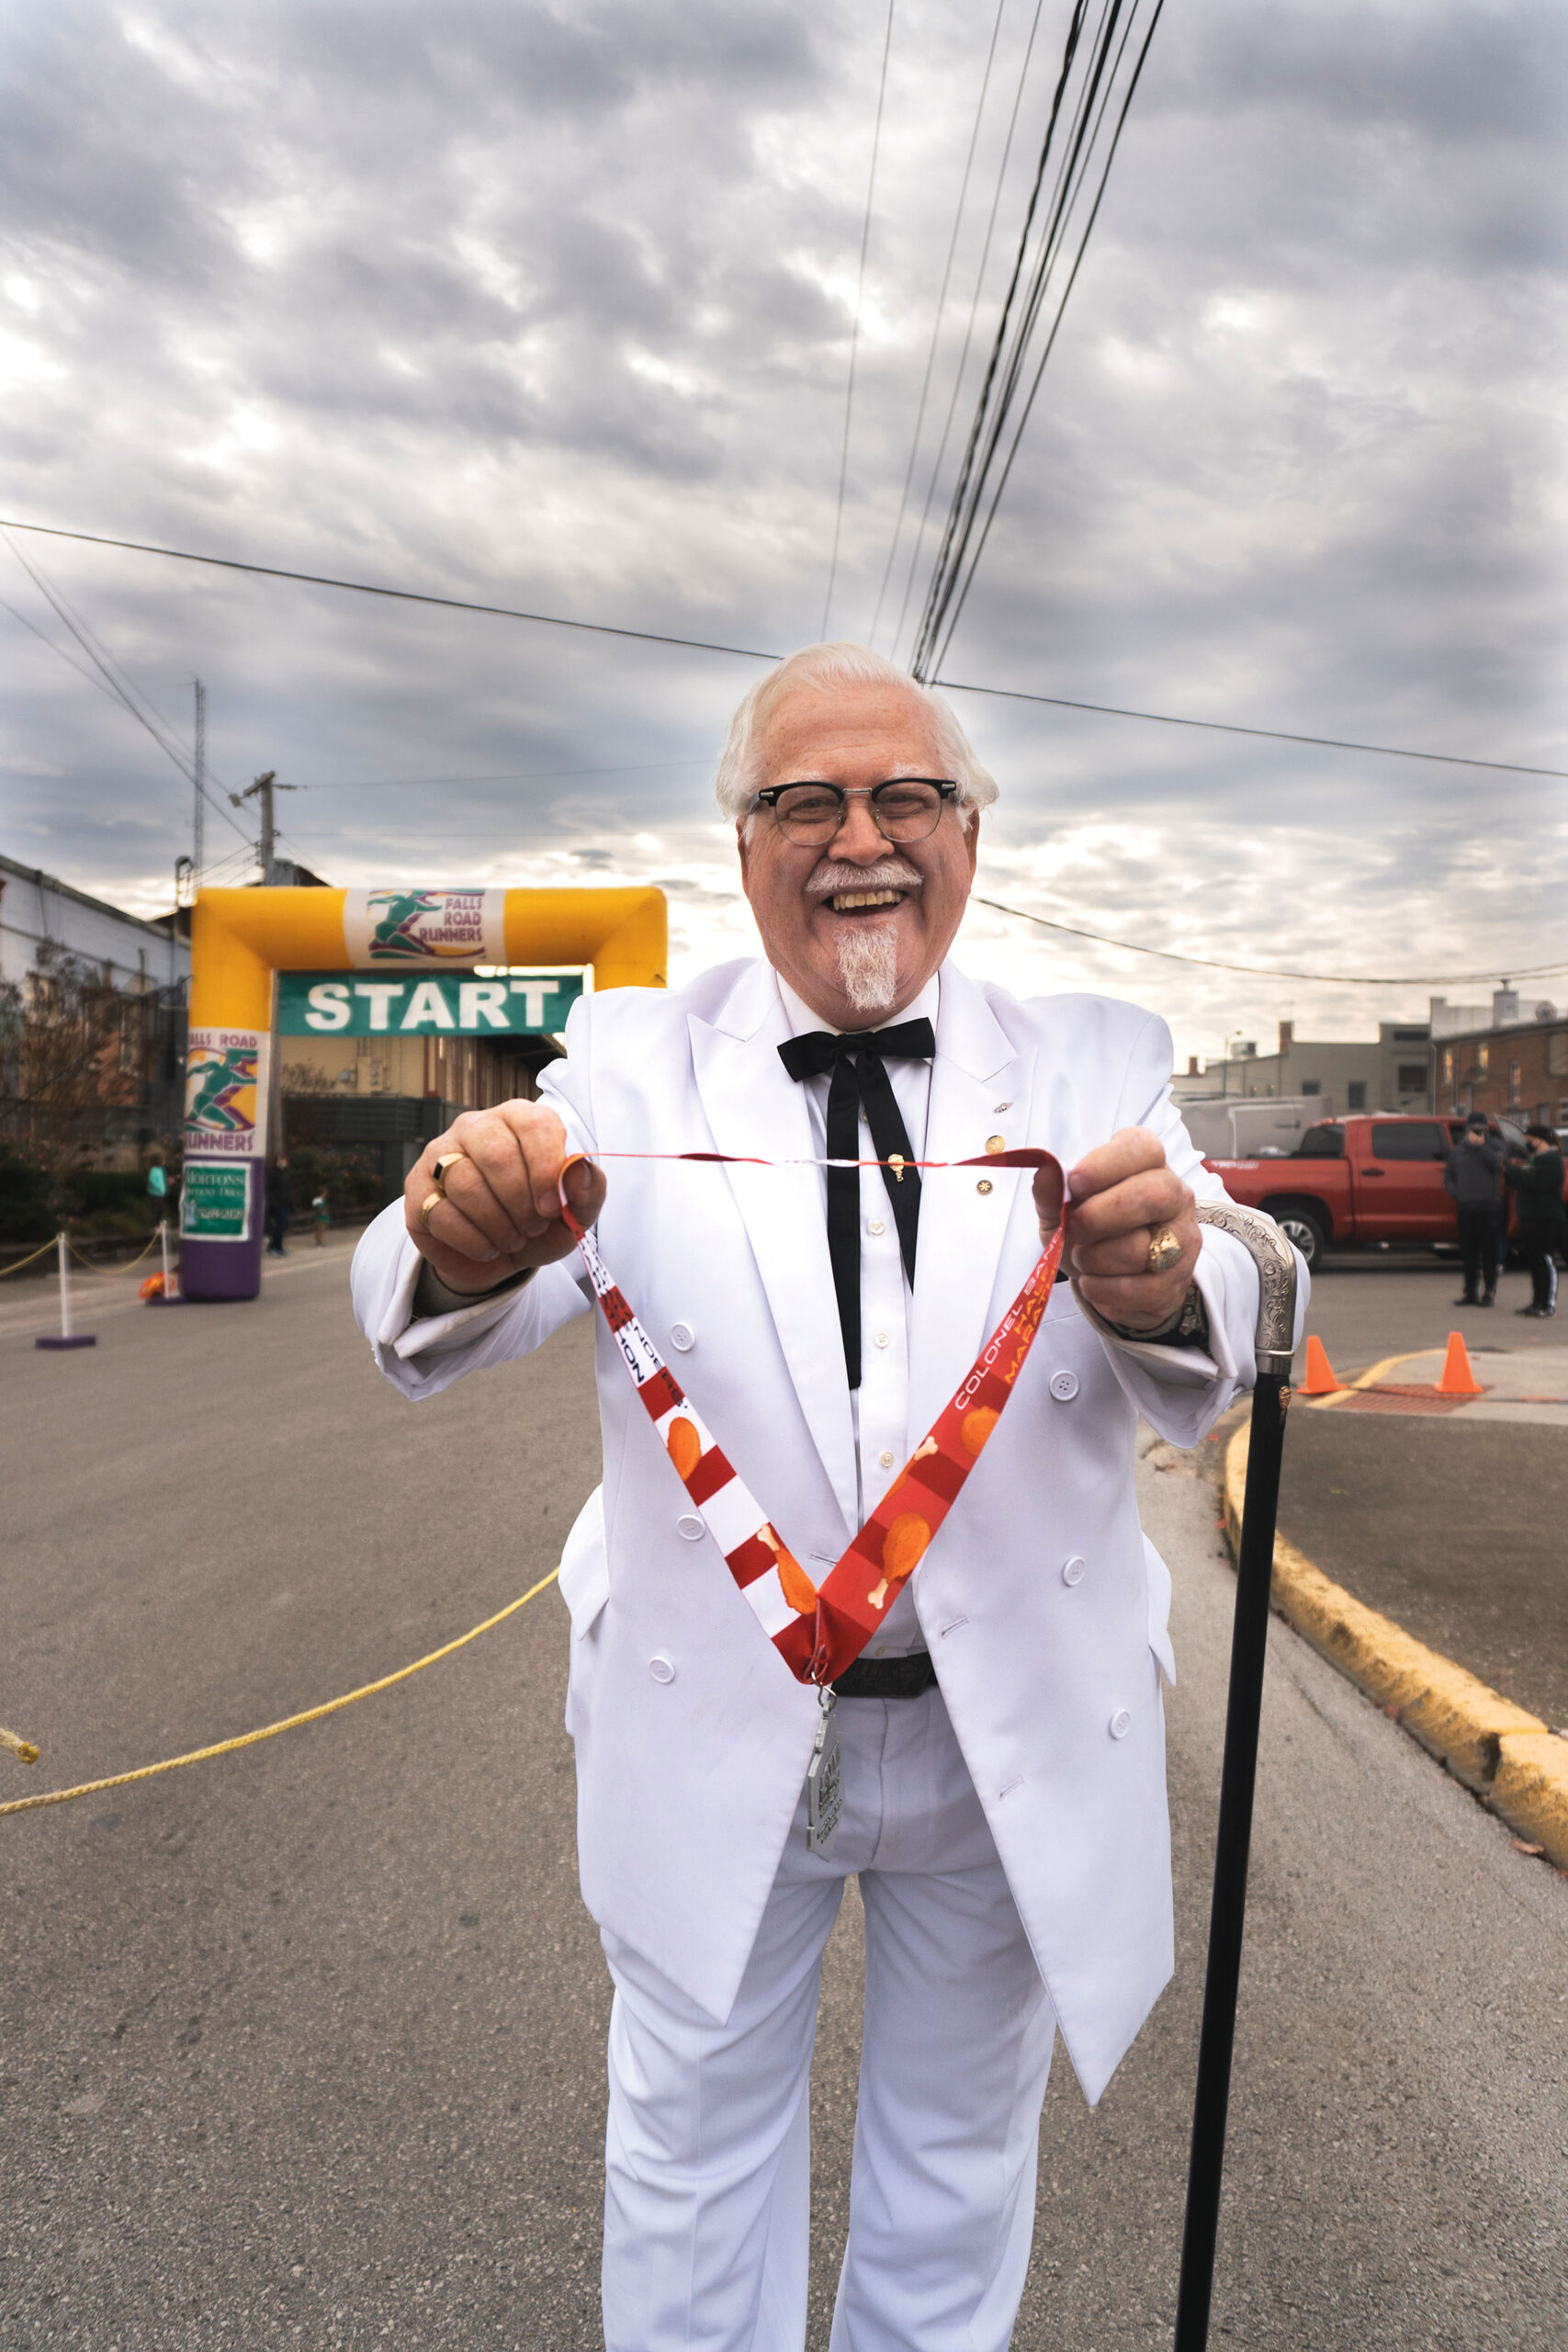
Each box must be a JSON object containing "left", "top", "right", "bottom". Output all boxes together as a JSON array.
[
  {"left": 378, "top": 1243, "right": 536, "bottom": 1363},
  {"left": 1070, "top": 1239, "right": 1243, "bottom": 1389}
]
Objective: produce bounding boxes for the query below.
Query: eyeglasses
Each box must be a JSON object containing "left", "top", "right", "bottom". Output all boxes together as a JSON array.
[{"left": 752, "top": 778, "right": 959, "bottom": 845}]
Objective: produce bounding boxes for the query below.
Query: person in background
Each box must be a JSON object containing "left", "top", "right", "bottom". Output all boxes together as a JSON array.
[
  {"left": 265, "top": 1153, "right": 293, "bottom": 1257},
  {"left": 312, "top": 1185, "right": 331, "bottom": 1247},
  {"left": 146, "top": 1148, "right": 168, "bottom": 1209},
  {"left": 1504, "top": 1125, "right": 1564, "bottom": 1317},
  {"left": 1444, "top": 1111, "right": 1503, "bottom": 1306}
]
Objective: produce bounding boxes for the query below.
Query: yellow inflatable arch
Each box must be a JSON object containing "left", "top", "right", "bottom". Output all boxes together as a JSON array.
[{"left": 180, "top": 885, "right": 665, "bottom": 1299}]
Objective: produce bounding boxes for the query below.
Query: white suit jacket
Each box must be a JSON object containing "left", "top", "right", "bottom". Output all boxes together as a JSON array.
[{"left": 352, "top": 956, "right": 1302, "bottom": 2103}]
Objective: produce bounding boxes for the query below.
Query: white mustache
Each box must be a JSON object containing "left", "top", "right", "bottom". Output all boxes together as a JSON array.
[{"left": 805, "top": 857, "right": 924, "bottom": 901}]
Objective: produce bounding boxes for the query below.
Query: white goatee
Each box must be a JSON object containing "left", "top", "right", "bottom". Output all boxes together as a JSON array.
[{"left": 833, "top": 922, "right": 901, "bottom": 1015}]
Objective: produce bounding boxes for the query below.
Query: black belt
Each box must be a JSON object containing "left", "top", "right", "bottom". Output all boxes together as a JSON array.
[{"left": 830, "top": 1651, "right": 937, "bottom": 1701}]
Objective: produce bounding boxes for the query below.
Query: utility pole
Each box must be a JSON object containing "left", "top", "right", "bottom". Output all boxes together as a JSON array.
[
  {"left": 193, "top": 678, "right": 206, "bottom": 888},
  {"left": 229, "top": 770, "right": 299, "bottom": 1165},
  {"left": 232, "top": 769, "right": 297, "bottom": 884}
]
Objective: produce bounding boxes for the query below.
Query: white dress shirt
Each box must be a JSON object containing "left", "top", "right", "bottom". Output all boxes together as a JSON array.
[{"left": 776, "top": 972, "right": 941, "bottom": 1657}]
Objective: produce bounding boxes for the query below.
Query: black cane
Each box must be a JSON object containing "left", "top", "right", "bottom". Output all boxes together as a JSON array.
[{"left": 1173, "top": 1202, "right": 1300, "bottom": 2352}]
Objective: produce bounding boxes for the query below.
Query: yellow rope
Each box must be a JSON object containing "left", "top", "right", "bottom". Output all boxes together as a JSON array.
[
  {"left": 0, "top": 1568, "right": 559, "bottom": 1819},
  {"left": 0, "top": 1236, "right": 61, "bottom": 1279},
  {"left": 65, "top": 1228, "right": 164, "bottom": 1276}
]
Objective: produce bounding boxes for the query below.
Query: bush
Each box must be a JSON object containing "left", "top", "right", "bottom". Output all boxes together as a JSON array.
[
  {"left": 0, "top": 1150, "right": 164, "bottom": 1241},
  {"left": 284, "top": 1144, "right": 385, "bottom": 1216},
  {"left": 0, "top": 1147, "right": 54, "bottom": 1242}
]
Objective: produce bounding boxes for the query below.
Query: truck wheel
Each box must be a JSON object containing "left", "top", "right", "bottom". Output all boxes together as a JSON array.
[{"left": 1271, "top": 1207, "right": 1326, "bottom": 1267}]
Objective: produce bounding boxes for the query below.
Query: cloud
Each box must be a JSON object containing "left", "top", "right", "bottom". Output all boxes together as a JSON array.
[{"left": 1, "top": 0, "right": 1562, "bottom": 1068}]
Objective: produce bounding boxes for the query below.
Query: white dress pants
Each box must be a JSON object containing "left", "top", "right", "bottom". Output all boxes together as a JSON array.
[{"left": 600, "top": 1683, "right": 1057, "bottom": 2352}]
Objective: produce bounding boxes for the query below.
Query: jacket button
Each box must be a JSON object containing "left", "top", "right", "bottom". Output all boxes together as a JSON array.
[
  {"left": 1049, "top": 1369, "right": 1079, "bottom": 1402},
  {"left": 676, "top": 1514, "right": 704, "bottom": 1542},
  {"left": 670, "top": 1321, "right": 695, "bottom": 1351},
  {"left": 1062, "top": 1555, "right": 1086, "bottom": 1587},
  {"left": 1109, "top": 1708, "right": 1132, "bottom": 1740},
  {"left": 649, "top": 1657, "right": 676, "bottom": 1684}
]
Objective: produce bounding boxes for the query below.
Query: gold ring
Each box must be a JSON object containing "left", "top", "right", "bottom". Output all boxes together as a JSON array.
[
  {"left": 432, "top": 1150, "right": 468, "bottom": 1193},
  {"left": 1146, "top": 1226, "right": 1182, "bottom": 1275},
  {"left": 419, "top": 1190, "right": 444, "bottom": 1234}
]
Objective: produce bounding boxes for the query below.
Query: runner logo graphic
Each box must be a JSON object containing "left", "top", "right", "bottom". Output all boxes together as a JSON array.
[
  {"left": 344, "top": 888, "right": 502, "bottom": 967},
  {"left": 185, "top": 1045, "right": 258, "bottom": 1135},
  {"left": 183, "top": 1028, "right": 269, "bottom": 1159}
]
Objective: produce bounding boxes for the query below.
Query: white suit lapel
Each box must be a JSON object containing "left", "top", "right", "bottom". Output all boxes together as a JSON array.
[
  {"left": 908, "top": 963, "right": 1036, "bottom": 1439},
  {"left": 687, "top": 963, "right": 859, "bottom": 1533}
]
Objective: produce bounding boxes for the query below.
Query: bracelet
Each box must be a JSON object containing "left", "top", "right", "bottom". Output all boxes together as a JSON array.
[
  {"left": 413, "top": 1259, "right": 535, "bottom": 1318},
  {"left": 1103, "top": 1282, "right": 1209, "bottom": 1350}
]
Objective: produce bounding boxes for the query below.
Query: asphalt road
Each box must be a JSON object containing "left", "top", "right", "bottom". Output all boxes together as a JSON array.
[
  {"left": 1276, "top": 1412, "right": 1568, "bottom": 1730},
  {"left": 1302, "top": 1254, "right": 1563, "bottom": 1376},
  {"left": 3, "top": 1237, "right": 1566, "bottom": 2347}
]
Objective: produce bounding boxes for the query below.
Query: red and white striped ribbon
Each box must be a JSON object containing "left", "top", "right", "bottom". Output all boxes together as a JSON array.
[{"left": 558, "top": 1148, "right": 1066, "bottom": 1686}]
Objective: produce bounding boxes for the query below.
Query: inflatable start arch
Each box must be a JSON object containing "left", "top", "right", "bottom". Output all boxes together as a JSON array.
[{"left": 181, "top": 885, "right": 666, "bottom": 1301}]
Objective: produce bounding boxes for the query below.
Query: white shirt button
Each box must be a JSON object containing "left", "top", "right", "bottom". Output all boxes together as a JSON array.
[
  {"left": 649, "top": 1657, "right": 676, "bottom": 1684},
  {"left": 879, "top": 1449, "right": 895, "bottom": 1469},
  {"left": 669, "top": 1321, "right": 695, "bottom": 1351},
  {"left": 868, "top": 1218, "right": 886, "bottom": 1237},
  {"left": 1062, "top": 1555, "right": 1086, "bottom": 1587},
  {"left": 1109, "top": 1708, "right": 1132, "bottom": 1740},
  {"left": 874, "top": 1331, "right": 890, "bottom": 1349},
  {"left": 676, "top": 1514, "right": 704, "bottom": 1542},
  {"left": 1049, "top": 1369, "right": 1079, "bottom": 1402}
]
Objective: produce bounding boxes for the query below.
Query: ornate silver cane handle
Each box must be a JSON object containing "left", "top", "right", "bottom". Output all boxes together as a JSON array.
[{"left": 1195, "top": 1199, "right": 1300, "bottom": 1376}]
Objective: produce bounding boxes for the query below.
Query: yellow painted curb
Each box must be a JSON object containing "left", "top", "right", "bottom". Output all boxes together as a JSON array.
[
  {"left": 1307, "top": 1344, "right": 1437, "bottom": 1407},
  {"left": 1493, "top": 1735, "right": 1568, "bottom": 1860},
  {"left": 1224, "top": 1422, "right": 1568, "bottom": 1868}
]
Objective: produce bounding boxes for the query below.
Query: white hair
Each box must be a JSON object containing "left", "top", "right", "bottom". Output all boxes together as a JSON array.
[{"left": 714, "top": 641, "right": 998, "bottom": 829}]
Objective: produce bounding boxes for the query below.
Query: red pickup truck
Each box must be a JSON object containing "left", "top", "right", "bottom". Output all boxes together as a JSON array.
[{"left": 1203, "top": 1113, "right": 1536, "bottom": 1267}]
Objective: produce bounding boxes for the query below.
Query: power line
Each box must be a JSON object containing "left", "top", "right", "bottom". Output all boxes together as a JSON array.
[
  {"left": 926, "top": 1, "right": 1168, "bottom": 674},
  {"left": 934, "top": 673, "right": 1568, "bottom": 780},
  {"left": 1, "top": 532, "right": 251, "bottom": 842},
  {"left": 0, "top": 518, "right": 780, "bottom": 663},
  {"left": 910, "top": 0, "right": 1168, "bottom": 680},
  {"left": 892, "top": 0, "right": 1050, "bottom": 662},
  {"left": 4, "top": 516, "right": 1562, "bottom": 780},
  {"left": 911, "top": 0, "right": 1102, "bottom": 674},
  {"left": 0, "top": 592, "right": 133, "bottom": 707},
  {"left": 931, "top": 5, "right": 1166, "bottom": 673},
  {"left": 973, "top": 895, "right": 1568, "bottom": 986},
  {"left": 293, "top": 758, "right": 709, "bottom": 789},
  {"left": 867, "top": 0, "right": 1009, "bottom": 648},
  {"left": 821, "top": 0, "right": 897, "bottom": 640}
]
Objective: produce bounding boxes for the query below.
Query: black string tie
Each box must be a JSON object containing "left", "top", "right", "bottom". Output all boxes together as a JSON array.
[{"left": 777, "top": 1016, "right": 936, "bottom": 1388}]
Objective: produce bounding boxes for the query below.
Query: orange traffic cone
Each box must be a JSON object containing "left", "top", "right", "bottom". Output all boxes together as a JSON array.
[
  {"left": 1300, "top": 1335, "right": 1341, "bottom": 1395},
  {"left": 1437, "top": 1330, "right": 1483, "bottom": 1396}
]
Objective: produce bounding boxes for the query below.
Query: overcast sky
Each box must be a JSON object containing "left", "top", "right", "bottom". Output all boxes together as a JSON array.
[{"left": 2, "top": 0, "right": 1564, "bottom": 1067}]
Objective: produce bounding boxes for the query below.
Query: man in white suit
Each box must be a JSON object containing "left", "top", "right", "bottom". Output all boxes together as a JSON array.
[{"left": 352, "top": 643, "right": 1302, "bottom": 2351}]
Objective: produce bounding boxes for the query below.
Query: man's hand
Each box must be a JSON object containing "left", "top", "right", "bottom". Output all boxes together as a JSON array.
[
  {"left": 403, "top": 1102, "right": 606, "bottom": 1296},
  {"left": 1033, "top": 1126, "right": 1199, "bottom": 1334}
]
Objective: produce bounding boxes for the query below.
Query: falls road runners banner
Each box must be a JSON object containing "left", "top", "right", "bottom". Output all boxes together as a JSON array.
[
  {"left": 558, "top": 1148, "right": 1065, "bottom": 1686},
  {"left": 184, "top": 1027, "right": 270, "bottom": 1160},
  {"left": 342, "top": 888, "right": 505, "bottom": 968}
]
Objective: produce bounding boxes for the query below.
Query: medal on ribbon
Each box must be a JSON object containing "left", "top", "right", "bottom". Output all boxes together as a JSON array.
[{"left": 557, "top": 1148, "right": 1066, "bottom": 1699}]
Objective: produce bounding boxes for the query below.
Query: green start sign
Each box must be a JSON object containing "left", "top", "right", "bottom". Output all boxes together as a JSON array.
[{"left": 277, "top": 970, "right": 583, "bottom": 1038}]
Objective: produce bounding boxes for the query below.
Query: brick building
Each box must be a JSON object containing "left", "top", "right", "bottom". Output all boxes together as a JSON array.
[{"left": 1433, "top": 998, "right": 1568, "bottom": 1128}]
